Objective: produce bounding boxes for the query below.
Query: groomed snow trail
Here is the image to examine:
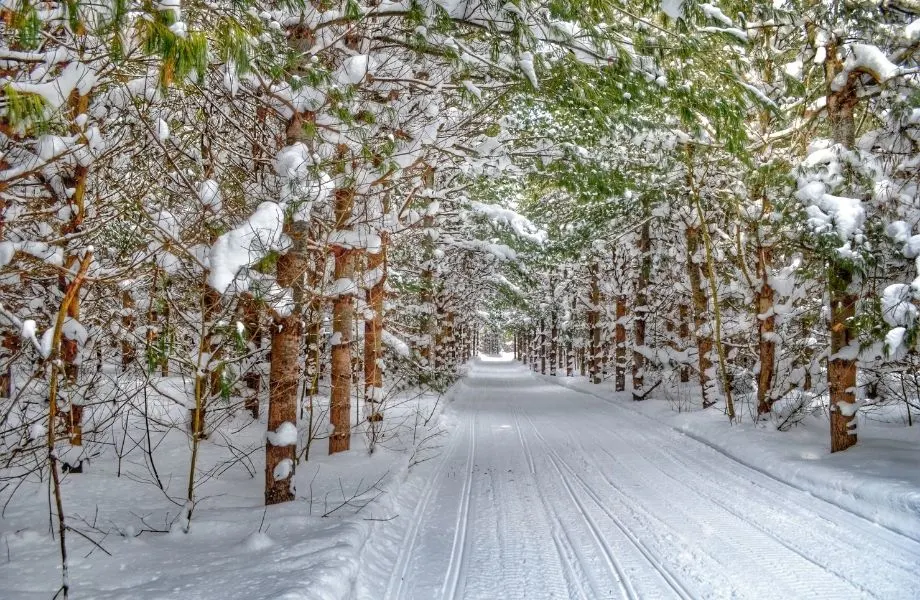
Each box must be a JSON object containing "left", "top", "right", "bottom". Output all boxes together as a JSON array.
[{"left": 356, "top": 359, "right": 920, "bottom": 600}]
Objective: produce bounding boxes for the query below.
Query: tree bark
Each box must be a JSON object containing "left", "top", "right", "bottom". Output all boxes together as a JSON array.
[
  {"left": 539, "top": 318, "right": 546, "bottom": 375},
  {"left": 265, "top": 222, "right": 307, "bottom": 505},
  {"left": 242, "top": 296, "right": 262, "bottom": 419},
  {"left": 615, "top": 295, "right": 627, "bottom": 392},
  {"left": 755, "top": 235, "right": 776, "bottom": 416},
  {"left": 588, "top": 263, "right": 601, "bottom": 384},
  {"left": 121, "top": 289, "right": 136, "bottom": 370},
  {"left": 678, "top": 303, "right": 691, "bottom": 383},
  {"left": 687, "top": 225, "right": 713, "bottom": 406},
  {"left": 329, "top": 188, "right": 355, "bottom": 455},
  {"left": 826, "top": 42, "right": 860, "bottom": 452},
  {"left": 363, "top": 224, "right": 387, "bottom": 426},
  {"left": 632, "top": 221, "right": 650, "bottom": 399},
  {"left": 550, "top": 309, "right": 558, "bottom": 376}
]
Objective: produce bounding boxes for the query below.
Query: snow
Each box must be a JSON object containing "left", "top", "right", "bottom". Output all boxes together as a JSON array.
[
  {"left": 833, "top": 44, "right": 901, "bottom": 90},
  {"left": 797, "top": 145, "right": 866, "bottom": 245},
  {"left": 273, "top": 458, "right": 294, "bottom": 481},
  {"left": 382, "top": 330, "right": 411, "bottom": 358},
  {"left": 354, "top": 359, "right": 920, "bottom": 599},
  {"left": 199, "top": 179, "right": 222, "bottom": 212},
  {"left": 517, "top": 52, "right": 539, "bottom": 89},
  {"left": 881, "top": 283, "right": 917, "bottom": 327},
  {"left": 61, "top": 316, "right": 88, "bottom": 345},
  {"left": 5, "top": 357, "right": 916, "bottom": 600},
  {"left": 886, "top": 327, "right": 910, "bottom": 359},
  {"left": 0, "top": 377, "right": 446, "bottom": 600},
  {"left": 466, "top": 200, "right": 546, "bottom": 244},
  {"left": 6, "top": 62, "right": 97, "bottom": 112},
  {"left": 155, "top": 118, "right": 170, "bottom": 141},
  {"left": 328, "top": 230, "right": 382, "bottom": 253},
  {"left": 461, "top": 80, "right": 482, "bottom": 100},
  {"left": 274, "top": 143, "right": 314, "bottom": 178},
  {"left": 338, "top": 55, "right": 371, "bottom": 85},
  {"left": 208, "top": 202, "right": 286, "bottom": 293},
  {"left": 700, "top": 3, "right": 733, "bottom": 26},
  {"left": 328, "top": 277, "right": 359, "bottom": 297},
  {"left": 266, "top": 421, "right": 298, "bottom": 447},
  {"left": 660, "top": 0, "right": 684, "bottom": 19}
]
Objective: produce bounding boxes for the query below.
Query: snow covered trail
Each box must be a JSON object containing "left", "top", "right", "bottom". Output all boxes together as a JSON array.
[{"left": 356, "top": 358, "right": 920, "bottom": 600}]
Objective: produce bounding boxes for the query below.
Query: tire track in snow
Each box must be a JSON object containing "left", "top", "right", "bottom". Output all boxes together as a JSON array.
[
  {"left": 558, "top": 376, "right": 920, "bottom": 548},
  {"left": 651, "top": 444, "right": 920, "bottom": 598},
  {"left": 511, "top": 407, "right": 593, "bottom": 600},
  {"left": 384, "top": 416, "right": 466, "bottom": 600},
  {"left": 581, "top": 401, "right": 920, "bottom": 598},
  {"left": 517, "top": 409, "right": 640, "bottom": 600},
  {"left": 575, "top": 433, "right": 860, "bottom": 599},
  {"left": 521, "top": 410, "right": 695, "bottom": 600},
  {"left": 440, "top": 412, "right": 477, "bottom": 600}
]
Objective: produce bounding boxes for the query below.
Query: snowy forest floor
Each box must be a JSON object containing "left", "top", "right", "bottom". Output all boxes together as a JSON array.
[{"left": 3, "top": 356, "right": 920, "bottom": 599}]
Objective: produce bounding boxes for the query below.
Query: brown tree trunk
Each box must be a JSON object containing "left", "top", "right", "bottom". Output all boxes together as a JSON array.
[
  {"left": 678, "top": 303, "right": 691, "bottom": 383},
  {"left": 0, "top": 333, "right": 16, "bottom": 399},
  {"left": 329, "top": 189, "right": 355, "bottom": 455},
  {"left": 687, "top": 225, "right": 713, "bottom": 406},
  {"left": 826, "top": 43, "right": 860, "bottom": 452},
  {"left": 242, "top": 296, "right": 262, "bottom": 419},
  {"left": 121, "top": 289, "right": 136, "bottom": 370},
  {"left": 755, "top": 240, "right": 776, "bottom": 416},
  {"left": 565, "top": 336, "right": 574, "bottom": 377},
  {"left": 304, "top": 244, "right": 324, "bottom": 397},
  {"left": 632, "top": 221, "right": 650, "bottom": 399},
  {"left": 160, "top": 290, "right": 171, "bottom": 377},
  {"left": 190, "top": 286, "right": 221, "bottom": 440},
  {"left": 829, "top": 277, "right": 858, "bottom": 451},
  {"left": 419, "top": 216, "right": 435, "bottom": 369},
  {"left": 265, "top": 221, "right": 307, "bottom": 505},
  {"left": 364, "top": 225, "right": 387, "bottom": 425},
  {"left": 615, "top": 295, "right": 627, "bottom": 392},
  {"left": 549, "top": 309, "right": 558, "bottom": 376},
  {"left": 588, "top": 263, "right": 601, "bottom": 384},
  {"left": 539, "top": 318, "right": 546, "bottom": 375}
]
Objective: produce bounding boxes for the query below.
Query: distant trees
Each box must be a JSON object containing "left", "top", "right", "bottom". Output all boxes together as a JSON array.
[{"left": 504, "top": 0, "right": 920, "bottom": 452}]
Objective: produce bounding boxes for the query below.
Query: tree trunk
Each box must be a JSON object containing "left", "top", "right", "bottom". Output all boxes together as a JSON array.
[
  {"left": 121, "top": 289, "right": 136, "bottom": 370},
  {"left": 632, "top": 221, "right": 650, "bottom": 399},
  {"left": 678, "top": 303, "right": 691, "bottom": 383},
  {"left": 687, "top": 225, "right": 713, "bottom": 406},
  {"left": 265, "top": 222, "right": 307, "bottom": 505},
  {"left": 826, "top": 42, "right": 860, "bottom": 452},
  {"left": 550, "top": 310, "right": 558, "bottom": 376},
  {"left": 0, "top": 332, "right": 16, "bottom": 400},
  {"left": 419, "top": 214, "right": 435, "bottom": 369},
  {"left": 242, "top": 296, "right": 262, "bottom": 419},
  {"left": 829, "top": 274, "right": 858, "bottom": 451},
  {"left": 363, "top": 225, "right": 387, "bottom": 426},
  {"left": 755, "top": 239, "right": 776, "bottom": 416},
  {"left": 615, "top": 295, "right": 627, "bottom": 392},
  {"left": 588, "top": 263, "right": 601, "bottom": 384},
  {"left": 329, "top": 188, "right": 355, "bottom": 455},
  {"left": 539, "top": 318, "right": 546, "bottom": 375},
  {"left": 190, "top": 287, "right": 221, "bottom": 441}
]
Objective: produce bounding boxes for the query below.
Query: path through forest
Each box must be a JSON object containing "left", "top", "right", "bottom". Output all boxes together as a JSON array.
[{"left": 356, "top": 358, "right": 920, "bottom": 600}]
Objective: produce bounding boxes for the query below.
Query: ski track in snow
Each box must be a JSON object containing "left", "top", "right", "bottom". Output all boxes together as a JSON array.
[{"left": 357, "top": 359, "right": 920, "bottom": 600}]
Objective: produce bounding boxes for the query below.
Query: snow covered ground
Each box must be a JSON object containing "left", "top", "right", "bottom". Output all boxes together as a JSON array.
[
  {"left": 357, "top": 357, "right": 920, "bottom": 599},
  {"left": 556, "top": 374, "right": 920, "bottom": 542},
  {"left": 0, "top": 385, "right": 448, "bottom": 600},
  {"left": 3, "top": 357, "right": 919, "bottom": 599}
]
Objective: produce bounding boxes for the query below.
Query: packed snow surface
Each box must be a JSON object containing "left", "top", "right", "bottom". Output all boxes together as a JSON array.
[
  {"left": 3, "top": 359, "right": 919, "bottom": 599},
  {"left": 357, "top": 359, "right": 920, "bottom": 599}
]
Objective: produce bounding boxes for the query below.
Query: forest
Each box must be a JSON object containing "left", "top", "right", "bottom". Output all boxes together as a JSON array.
[{"left": 2, "top": 0, "right": 920, "bottom": 598}]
